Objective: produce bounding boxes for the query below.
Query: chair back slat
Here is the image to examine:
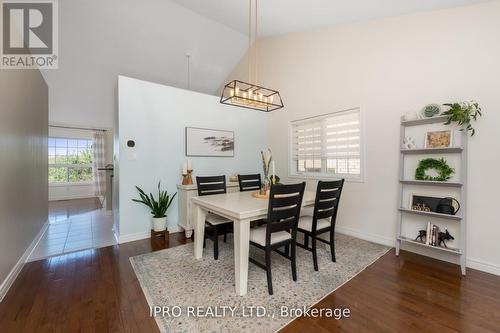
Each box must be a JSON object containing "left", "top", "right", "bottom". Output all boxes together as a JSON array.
[
  {"left": 238, "top": 174, "right": 262, "bottom": 192},
  {"left": 196, "top": 176, "right": 227, "bottom": 197},
  {"left": 312, "top": 180, "right": 344, "bottom": 226},
  {"left": 265, "top": 182, "right": 306, "bottom": 244}
]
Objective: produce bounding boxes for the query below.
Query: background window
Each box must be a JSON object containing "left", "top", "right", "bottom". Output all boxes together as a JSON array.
[
  {"left": 290, "top": 108, "right": 363, "bottom": 180},
  {"left": 49, "top": 137, "right": 93, "bottom": 184}
]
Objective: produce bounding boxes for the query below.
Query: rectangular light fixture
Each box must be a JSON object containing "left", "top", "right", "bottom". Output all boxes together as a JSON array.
[{"left": 220, "top": 80, "right": 284, "bottom": 112}]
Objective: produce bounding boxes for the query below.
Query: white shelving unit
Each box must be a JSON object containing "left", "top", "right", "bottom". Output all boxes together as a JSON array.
[{"left": 395, "top": 116, "right": 467, "bottom": 275}]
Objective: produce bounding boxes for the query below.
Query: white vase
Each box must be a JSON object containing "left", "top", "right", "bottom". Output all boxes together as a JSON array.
[{"left": 152, "top": 216, "right": 167, "bottom": 232}]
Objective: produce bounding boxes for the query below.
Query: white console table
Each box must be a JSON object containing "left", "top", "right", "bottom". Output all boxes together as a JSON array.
[{"left": 176, "top": 181, "right": 240, "bottom": 237}]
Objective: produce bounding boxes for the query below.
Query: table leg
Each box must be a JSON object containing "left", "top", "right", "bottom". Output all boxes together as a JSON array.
[
  {"left": 194, "top": 205, "right": 206, "bottom": 259},
  {"left": 234, "top": 218, "right": 251, "bottom": 296}
]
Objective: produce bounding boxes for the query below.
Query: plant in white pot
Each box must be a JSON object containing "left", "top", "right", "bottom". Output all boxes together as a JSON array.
[{"left": 132, "top": 182, "right": 177, "bottom": 232}]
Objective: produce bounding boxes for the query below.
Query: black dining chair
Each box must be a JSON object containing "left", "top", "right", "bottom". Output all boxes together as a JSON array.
[
  {"left": 237, "top": 174, "right": 262, "bottom": 192},
  {"left": 297, "top": 179, "right": 344, "bottom": 271},
  {"left": 196, "top": 176, "right": 233, "bottom": 260},
  {"left": 249, "top": 182, "right": 306, "bottom": 295}
]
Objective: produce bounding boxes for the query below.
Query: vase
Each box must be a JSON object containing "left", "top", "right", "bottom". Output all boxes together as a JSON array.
[
  {"left": 152, "top": 216, "right": 167, "bottom": 232},
  {"left": 260, "top": 178, "right": 270, "bottom": 195}
]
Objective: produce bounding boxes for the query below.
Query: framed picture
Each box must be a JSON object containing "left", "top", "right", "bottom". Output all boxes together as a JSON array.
[
  {"left": 185, "top": 127, "right": 234, "bottom": 157},
  {"left": 425, "top": 130, "right": 452, "bottom": 148}
]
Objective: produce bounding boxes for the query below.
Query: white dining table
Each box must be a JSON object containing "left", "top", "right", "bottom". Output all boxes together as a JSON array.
[{"left": 191, "top": 190, "right": 316, "bottom": 296}]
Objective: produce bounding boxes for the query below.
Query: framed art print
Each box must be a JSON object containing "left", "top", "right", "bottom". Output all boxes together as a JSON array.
[
  {"left": 185, "top": 127, "right": 234, "bottom": 157},
  {"left": 425, "top": 130, "right": 452, "bottom": 149}
]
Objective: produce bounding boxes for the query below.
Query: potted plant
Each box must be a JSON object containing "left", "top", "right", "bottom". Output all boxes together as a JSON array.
[
  {"left": 442, "top": 101, "right": 482, "bottom": 136},
  {"left": 132, "top": 182, "right": 177, "bottom": 232}
]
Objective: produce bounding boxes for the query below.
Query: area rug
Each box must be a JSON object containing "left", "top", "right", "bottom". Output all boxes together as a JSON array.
[{"left": 130, "top": 233, "right": 390, "bottom": 333}]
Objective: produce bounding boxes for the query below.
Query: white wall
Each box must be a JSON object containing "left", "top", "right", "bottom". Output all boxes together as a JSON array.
[
  {"left": 41, "top": 0, "right": 248, "bottom": 129},
  {"left": 48, "top": 126, "right": 113, "bottom": 201},
  {"left": 0, "top": 68, "right": 48, "bottom": 300},
  {"left": 226, "top": 1, "right": 500, "bottom": 274},
  {"left": 117, "top": 76, "right": 268, "bottom": 242}
]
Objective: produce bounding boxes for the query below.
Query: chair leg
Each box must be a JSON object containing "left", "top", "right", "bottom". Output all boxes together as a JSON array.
[
  {"left": 284, "top": 245, "right": 290, "bottom": 256},
  {"left": 291, "top": 241, "right": 297, "bottom": 281},
  {"left": 330, "top": 230, "right": 336, "bottom": 262},
  {"left": 304, "top": 234, "right": 309, "bottom": 249},
  {"left": 224, "top": 231, "right": 227, "bottom": 243},
  {"left": 265, "top": 248, "right": 273, "bottom": 295},
  {"left": 213, "top": 229, "right": 219, "bottom": 260},
  {"left": 312, "top": 235, "right": 318, "bottom": 271}
]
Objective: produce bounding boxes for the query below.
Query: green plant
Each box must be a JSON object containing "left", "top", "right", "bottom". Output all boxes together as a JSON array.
[
  {"left": 132, "top": 182, "right": 177, "bottom": 218},
  {"left": 415, "top": 158, "right": 455, "bottom": 182},
  {"left": 442, "top": 101, "right": 482, "bottom": 136}
]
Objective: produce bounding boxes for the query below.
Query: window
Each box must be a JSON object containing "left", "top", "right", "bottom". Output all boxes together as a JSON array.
[
  {"left": 290, "top": 108, "right": 363, "bottom": 181},
  {"left": 49, "top": 137, "right": 94, "bottom": 184}
]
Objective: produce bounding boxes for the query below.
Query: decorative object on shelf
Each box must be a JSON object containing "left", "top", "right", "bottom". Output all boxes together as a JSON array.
[
  {"left": 220, "top": 0, "right": 283, "bottom": 112},
  {"left": 412, "top": 203, "right": 431, "bottom": 212},
  {"left": 181, "top": 160, "right": 193, "bottom": 185},
  {"left": 421, "top": 104, "right": 441, "bottom": 118},
  {"left": 410, "top": 194, "right": 457, "bottom": 213},
  {"left": 185, "top": 127, "right": 234, "bottom": 157},
  {"left": 438, "top": 229, "right": 454, "bottom": 248},
  {"left": 436, "top": 197, "right": 461, "bottom": 216},
  {"left": 132, "top": 182, "right": 177, "bottom": 232},
  {"left": 401, "top": 136, "right": 417, "bottom": 149},
  {"left": 403, "top": 110, "right": 420, "bottom": 121},
  {"left": 415, "top": 158, "right": 455, "bottom": 181},
  {"left": 260, "top": 149, "right": 272, "bottom": 195},
  {"left": 425, "top": 130, "right": 452, "bottom": 149},
  {"left": 415, "top": 230, "right": 427, "bottom": 242},
  {"left": 442, "top": 100, "right": 482, "bottom": 136}
]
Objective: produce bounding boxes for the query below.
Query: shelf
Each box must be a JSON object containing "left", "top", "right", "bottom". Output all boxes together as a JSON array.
[
  {"left": 400, "top": 179, "right": 463, "bottom": 187},
  {"left": 398, "top": 236, "right": 462, "bottom": 254},
  {"left": 398, "top": 208, "right": 462, "bottom": 221},
  {"left": 401, "top": 116, "right": 448, "bottom": 127},
  {"left": 400, "top": 147, "right": 463, "bottom": 155}
]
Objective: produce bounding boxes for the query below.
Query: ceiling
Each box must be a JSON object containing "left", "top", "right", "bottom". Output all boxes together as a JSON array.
[{"left": 172, "top": 0, "right": 492, "bottom": 36}]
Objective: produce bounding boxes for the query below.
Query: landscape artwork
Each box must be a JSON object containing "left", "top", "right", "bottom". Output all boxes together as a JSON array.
[
  {"left": 185, "top": 127, "right": 234, "bottom": 157},
  {"left": 425, "top": 130, "right": 452, "bottom": 148}
]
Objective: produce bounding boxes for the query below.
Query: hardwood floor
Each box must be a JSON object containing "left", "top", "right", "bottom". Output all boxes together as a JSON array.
[{"left": 1, "top": 202, "right": 499, "bottom": 332}]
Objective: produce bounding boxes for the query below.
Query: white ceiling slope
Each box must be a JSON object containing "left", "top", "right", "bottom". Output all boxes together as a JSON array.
[
  {"left": 172, "top": 0, "right": 492, "bottom": 36},
  {"left": 43, "top": 0, "right": 248, "bottom": 128}
]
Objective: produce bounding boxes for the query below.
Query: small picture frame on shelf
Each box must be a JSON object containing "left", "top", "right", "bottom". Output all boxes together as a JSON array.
[{"left": 425, "top": 130, "right": 452, "bottom": 149}]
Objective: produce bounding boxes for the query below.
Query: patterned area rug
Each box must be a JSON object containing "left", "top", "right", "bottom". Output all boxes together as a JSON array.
[{"left": 130, "top": 233, "right": 390, "bottom": 333}]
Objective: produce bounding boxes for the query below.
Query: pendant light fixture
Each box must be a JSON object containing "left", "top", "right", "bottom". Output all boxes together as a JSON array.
[{"left": 220, "top": 0, "right": 284, "bottom": 112}]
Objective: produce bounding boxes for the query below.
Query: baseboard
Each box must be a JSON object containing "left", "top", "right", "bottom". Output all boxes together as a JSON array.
[
  {"left": 466, "top": 257, "right": 500, "bottom": 276},
  {"left": 336, "top": 225, "right": 395, "bottom": 248},
  {"left": 118, "top": 225, "right": 181, "bottom": 244},
  {"left": 0, "top": 220, "right": 48, "bottom": 302}
]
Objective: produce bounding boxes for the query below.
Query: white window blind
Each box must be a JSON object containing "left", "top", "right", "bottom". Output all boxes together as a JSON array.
[{"left": 290, "top": 108, "right": 363, "bottom": 180}]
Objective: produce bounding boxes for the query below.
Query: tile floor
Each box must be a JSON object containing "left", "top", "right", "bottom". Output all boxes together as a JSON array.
[{"left": 29, "top": 200, "right": 117, "bottom": 261}]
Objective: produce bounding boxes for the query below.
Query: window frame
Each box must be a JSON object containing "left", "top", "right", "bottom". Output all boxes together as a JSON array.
[
  {"left": 48, "top": 137, "right": 94, "bottom": 186},
  {"left": 288, "top": 107, "right": 365, "bottom": 183}
]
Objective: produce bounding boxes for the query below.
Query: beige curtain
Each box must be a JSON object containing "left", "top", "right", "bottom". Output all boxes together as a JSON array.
[{"left": 92, "top": 131, "right": 106, "bottom": 200}]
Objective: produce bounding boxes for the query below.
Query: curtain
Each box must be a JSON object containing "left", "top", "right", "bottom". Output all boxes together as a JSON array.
[{"left": 92, "top": 131, "right": 106, "bottom": 201}]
